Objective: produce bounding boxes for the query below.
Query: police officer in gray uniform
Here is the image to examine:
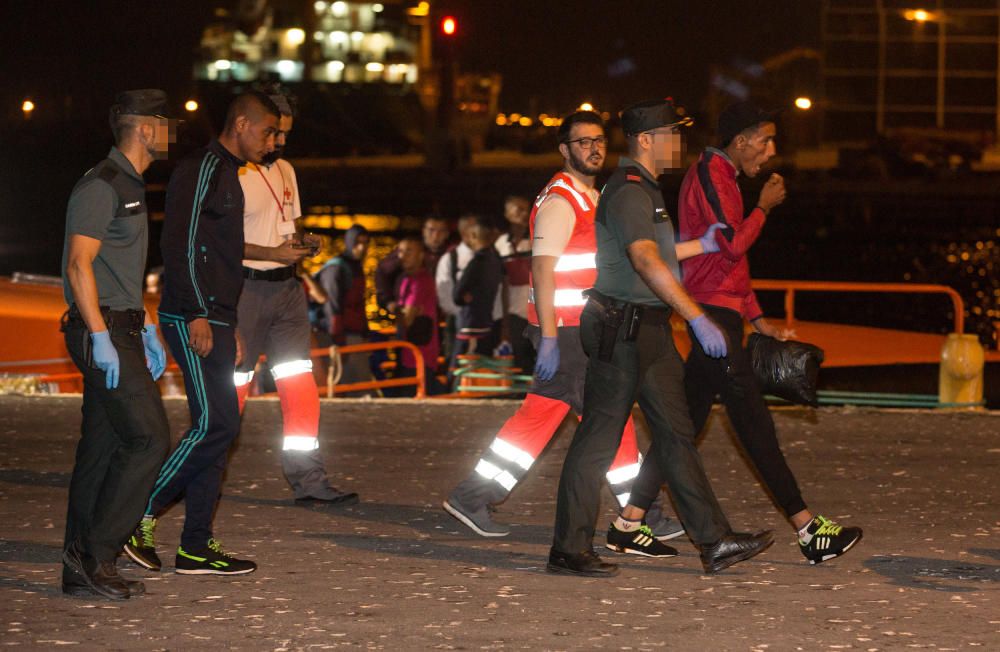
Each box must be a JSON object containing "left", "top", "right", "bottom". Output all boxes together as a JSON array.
[
  {"left": 548, "top": 98, "right": 774, "bottom": 577},
  {"left": 60, "top": 90, "right": 174, "bottom": 599}
]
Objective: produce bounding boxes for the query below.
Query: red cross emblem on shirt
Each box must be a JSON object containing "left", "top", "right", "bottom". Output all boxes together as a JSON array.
[{"left": 284, "top": 187, "right": 292, "bottom": 201}]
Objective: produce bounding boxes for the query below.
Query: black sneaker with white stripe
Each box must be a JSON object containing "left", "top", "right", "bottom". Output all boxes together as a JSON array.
[
  {"left": 799, "top": 515, "right": 863, "bottom": 564},
  {"left": 606, "top": 523, "right": 679, "bottom": 558}
]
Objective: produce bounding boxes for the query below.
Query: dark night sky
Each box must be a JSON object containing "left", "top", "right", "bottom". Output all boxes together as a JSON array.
[{"left": 2, "top": 1, "right": 820, "bottom": 120}]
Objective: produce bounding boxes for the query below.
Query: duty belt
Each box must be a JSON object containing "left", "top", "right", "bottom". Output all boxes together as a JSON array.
[
  {"left": 583, "top": 289, "right": 671, "bottom": 360},
  {"left": 243, "top": 265, "right": 296, "bottom": 282},
  {"left": 583, "top": 289, "right": 671, "bottom": 322},
  {"left": 62, "top": 304, "right": 145, "bottom": 334}
]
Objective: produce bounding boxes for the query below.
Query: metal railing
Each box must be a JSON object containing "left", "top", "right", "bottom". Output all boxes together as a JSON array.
[
  {"left": 313, "top": 340, "right": 426, "bottom": 398},
  {"left": 751, "top": 279, "right": 965, "bottom": 333},
  {"left": 25, "top": 339, "right": 426, "bottom": 398}
]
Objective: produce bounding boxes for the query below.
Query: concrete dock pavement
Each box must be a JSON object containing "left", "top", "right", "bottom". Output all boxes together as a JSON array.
[{"left": 0, "top": 395, "right": 998, "bottom": 649}]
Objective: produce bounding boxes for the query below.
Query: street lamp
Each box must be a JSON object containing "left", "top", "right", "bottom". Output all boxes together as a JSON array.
[
  {"left": 21, "top": 100, "right": 35, "bottom": 118},
  {"left": 185, "top": 100, "right": 199, "bottom": 112},
  {"left": 903, "top": 9, "right": 933, "bottom": 22},
  {"left": 795, "top": 97, "right": 813, "bottom": 110}
]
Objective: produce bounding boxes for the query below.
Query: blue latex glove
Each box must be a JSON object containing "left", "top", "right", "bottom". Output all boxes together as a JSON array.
[
  {"left": 699, "top": 222, "right": 726, "bottom": 253},
  {"left": 533, "top": 336, "right": 559, "bottom": 381},
  {"left": 689, "top": 315, "right": 728, "bottom": 359},
  {"left": 90, "top": 330, "right": 120, "bottom": 389},
  {"left": 142, "top": 324, "right": 167, "bottom": 381}
]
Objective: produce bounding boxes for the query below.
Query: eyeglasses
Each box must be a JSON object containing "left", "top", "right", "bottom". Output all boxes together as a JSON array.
[{"left": 564, "top": 136, "right": 608, "bottom": 149}]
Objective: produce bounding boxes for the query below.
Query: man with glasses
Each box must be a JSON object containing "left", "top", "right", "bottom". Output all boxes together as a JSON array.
[
  {"left": 548, "top": 98, "right": 773, "bottom": 577},
  {"left": 442, "top": 110, "right": 683, "bottom": 547}
]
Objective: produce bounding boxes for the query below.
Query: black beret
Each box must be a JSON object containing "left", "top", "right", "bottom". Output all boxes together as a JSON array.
[
  {"left": 717, "top": 101, "right": 779, "bottom": 145},
  {"left": 110, "top": 89, "right": 171, "bottom": 120},
  {"left": 621, "top": 98, "right": 692, "bottom": 135}
]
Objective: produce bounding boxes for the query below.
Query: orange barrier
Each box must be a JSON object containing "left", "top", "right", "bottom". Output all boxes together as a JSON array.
[
  {"left": 31, "top": 341, "right": 425, "bottom": 398},
  {"left": 752, "top": 279, "right": 965, "bottom": 334},
  {"left": 310, "top": 340, "right": 426, "bottom": 398}
]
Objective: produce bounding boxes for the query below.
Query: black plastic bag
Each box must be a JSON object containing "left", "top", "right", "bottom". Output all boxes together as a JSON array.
[{"left": 747, "top": 333, "right": 825, "bottom": 407}]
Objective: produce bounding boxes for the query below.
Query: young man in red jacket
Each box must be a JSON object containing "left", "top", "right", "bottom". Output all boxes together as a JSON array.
[{"left": 614, "top": 102, "right": 863, "bottom": 565}]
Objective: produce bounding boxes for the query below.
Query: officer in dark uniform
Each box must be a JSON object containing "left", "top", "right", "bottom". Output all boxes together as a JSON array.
[
  {"left": 60, "top": 89, "right": 174, "bottom": 599},
  {"left": 547, "top": 98, "right": 774, "bottom": 577}
]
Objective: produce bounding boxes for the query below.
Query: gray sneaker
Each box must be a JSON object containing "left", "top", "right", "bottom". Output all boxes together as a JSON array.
[
  {"left": 645, "top": 503, "right": 686, "bottom": 541},
  {"left": 442, "top": 498, "right": 510, "bottom": 537}
]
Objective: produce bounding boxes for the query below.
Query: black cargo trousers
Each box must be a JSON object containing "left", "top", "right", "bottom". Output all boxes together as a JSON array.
[
  {"left": 552, "top": 298, "right": 730, "bottom": 555},
  {"left": 62, "top": 308, "right": 170, "bottom": 563},
  {"left": 628, "top": 304, "right": 807, "bottom": 518}
]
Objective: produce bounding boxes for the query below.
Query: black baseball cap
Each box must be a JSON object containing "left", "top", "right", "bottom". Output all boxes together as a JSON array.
[
  {"left": 718, "top": 101, "right": 779, "bottom": 146},
  {"left": 621, "top": 98, "right": 693, "bottom": 135},
  {"left": 110, "top": 89, "right": 172, "bottom": 120}
]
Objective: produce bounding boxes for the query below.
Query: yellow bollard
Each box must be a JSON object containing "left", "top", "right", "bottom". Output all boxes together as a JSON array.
[{"left": 938, "top": 333, "right": 985, "bottom": 407}]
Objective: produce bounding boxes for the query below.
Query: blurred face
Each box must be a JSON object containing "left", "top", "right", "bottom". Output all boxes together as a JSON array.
[
  {"left": 138, "top": 117, "right": 175, "bottom": 161},
  {"left": 560, "top": 123, "right": 606, "bottom": 177},
  {"left": 398, "top": 240, "right": 425, "bottom": 274},
  {"left": 504, "top": 197, "right": 529, "bottom": 226},
  {"left": 352, "top": 233, "right": 370, "bottom": 260},
  {"left": 422, "top": 218, "right": 449, "bottom": 251},
  {"left": 263, "top": 114, "right": 293, "bottom": 165},
  {"left": 733, "top": 122, "right": 777, "bottom": 177},
  {"left": 236, "top": 110, "right": 279, "bottom": 164},
  {"left": 644, "top": 126, "right": 684, "bottom": 174}
]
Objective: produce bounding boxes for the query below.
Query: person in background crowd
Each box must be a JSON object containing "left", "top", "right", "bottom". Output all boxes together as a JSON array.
[
  {"left": 453, "top": 217, "right": 503, "bottom": 358},
  {"left": 375, "top": 216, "right": 451, "bottom": 314},
  {"left": 314, "top": 224, "right": 372, "bottom": 388},
  {"left": 436, "top": 215, "right": 503, "bottom": 378},
  {"left": 494, "top": 195, "right": 535, "bottom": 372},
  {"left": 387, "top": 235, "right": 447, "bottom": 396}
]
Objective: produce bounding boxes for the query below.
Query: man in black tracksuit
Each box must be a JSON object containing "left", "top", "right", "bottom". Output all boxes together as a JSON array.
[{"left": 123, "top": 92, "right": 280, "bottom": 576}]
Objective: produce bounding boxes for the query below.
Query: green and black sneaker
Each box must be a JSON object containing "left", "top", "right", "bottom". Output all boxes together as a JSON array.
[
  {"left": 175, "top": 539, "right": 257, "bottom": 575},
  {"left": 799, "top": 515, "right": 863, "bottom": 565},
  {"left": 124, "top": 517, "right": 161, "bottom": 571}
]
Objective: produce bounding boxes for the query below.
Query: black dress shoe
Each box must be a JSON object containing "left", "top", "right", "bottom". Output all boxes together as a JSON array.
[
  {"left": 63, "top": 574, "right": 145, "bottom": 597},
  {"left": 62, "top": 545, "right": 132, "bottom": 601},
  {"left": 546, "top": 548, "right": 620, "bottom": 577},
  {"left": 700, "top": 530, "right": 774, "bottom": 574}
]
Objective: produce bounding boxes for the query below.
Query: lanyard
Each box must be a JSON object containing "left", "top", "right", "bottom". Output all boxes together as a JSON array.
[{"left": 254, "top": 163, "right": 288, "bottom": 220}]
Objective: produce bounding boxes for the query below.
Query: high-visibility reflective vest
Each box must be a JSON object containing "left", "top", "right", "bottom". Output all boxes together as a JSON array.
[{"left": 526, "top": 172, "right": 597, "bottom": 328}]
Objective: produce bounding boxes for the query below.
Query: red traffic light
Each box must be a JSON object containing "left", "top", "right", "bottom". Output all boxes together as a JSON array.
[{"left": 441, "top": 16, "right": 457, "bottom": 36}]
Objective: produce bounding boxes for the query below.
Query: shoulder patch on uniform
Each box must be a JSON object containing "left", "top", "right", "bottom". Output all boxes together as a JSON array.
[
  {"left": 97, "top": 165, "right": 119, "bottom": 183},
  {"left": 624, "top": 166, "right": 642, "bottom": 184}
]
